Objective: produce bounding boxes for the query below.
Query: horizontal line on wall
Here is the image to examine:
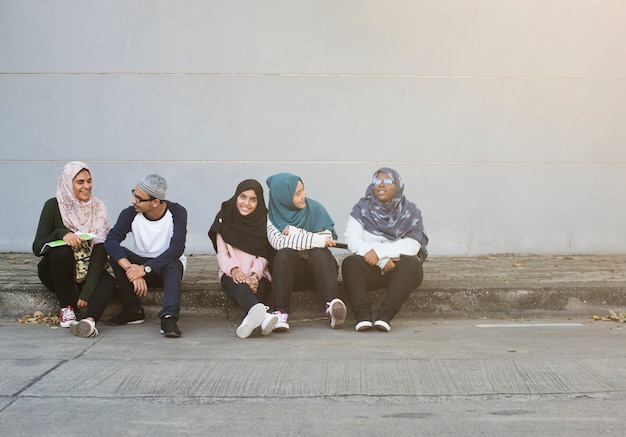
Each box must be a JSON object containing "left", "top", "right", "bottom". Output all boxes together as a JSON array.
[
  {"left": 2, "top": 160, "right": 625, "bottom": 166},
  {"left": 0, "top": 72, "right": 624, "bottom": 82}
]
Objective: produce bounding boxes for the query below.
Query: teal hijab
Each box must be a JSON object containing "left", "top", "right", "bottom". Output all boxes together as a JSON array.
[{"left": 266, "top": 173, "right": 337, "bottom": 239}]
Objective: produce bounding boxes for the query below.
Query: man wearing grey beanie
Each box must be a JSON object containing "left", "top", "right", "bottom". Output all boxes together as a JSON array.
[{"left": 104, "top": 174, "right": 187, "bottom": 338}]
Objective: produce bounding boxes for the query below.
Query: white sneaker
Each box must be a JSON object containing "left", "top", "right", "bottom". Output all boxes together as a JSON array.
[
  {"left": 59, "top": 306, "right": 76, "bottom": 328},
  {"left": 272, "top": 311, "right": 289, "bottom": 332},
  {"left": 355, "top": 320, "right": 373, "bottom": 332},
  {"left": 326, "top": 298, "right": 347, "bottom": 329},
  {"left": 70, "top": 319, "right": 98, "bottom": 338},
  {"left": 236, "top": 303, "right": 266, "bottom": 339},
  {"left": 261, "top": 310, "right": 278, "bottom": 336},
  {"left": 374, "top": 320, "right": 391, "bottom": 332}
]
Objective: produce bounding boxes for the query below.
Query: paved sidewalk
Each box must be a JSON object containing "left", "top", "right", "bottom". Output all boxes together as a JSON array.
[
  {"left": 1, "top": 252, "right": 625, "bottom": 320},
  {"left": 1, "top": 317, "right": 625, "bottom": 435}
]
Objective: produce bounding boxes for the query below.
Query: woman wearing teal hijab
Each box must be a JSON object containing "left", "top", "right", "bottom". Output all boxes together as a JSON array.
[{"left": 266, "top": 173, "right": 346, "bottom": 332}]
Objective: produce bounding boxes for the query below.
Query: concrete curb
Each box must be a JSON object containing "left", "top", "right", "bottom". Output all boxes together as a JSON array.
[
  {"left": 2, "top": 253, "right": 625, "bottom": 320},
  {"left": 2, "top": 283, "right": 625, "bottom": 321}
]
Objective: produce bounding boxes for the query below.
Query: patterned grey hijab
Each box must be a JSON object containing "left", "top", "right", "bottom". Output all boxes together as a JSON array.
[{"left": 350, "top": 167, "right": 428, "bottom": 253}]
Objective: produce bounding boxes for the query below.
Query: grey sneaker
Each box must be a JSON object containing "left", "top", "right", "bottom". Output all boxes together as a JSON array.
[{"left": 70, "top": 319, "right": 98, "bottom": 338}]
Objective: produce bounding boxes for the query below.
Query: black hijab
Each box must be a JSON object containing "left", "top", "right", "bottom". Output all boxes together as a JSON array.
[{"left": 208, "top": 179, "right": 273, "bottom": 260}]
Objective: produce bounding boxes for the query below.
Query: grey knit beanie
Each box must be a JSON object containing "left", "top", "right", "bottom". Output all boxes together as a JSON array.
[{"left": 138, "top": 174, "right": 167, "bottom": 200}]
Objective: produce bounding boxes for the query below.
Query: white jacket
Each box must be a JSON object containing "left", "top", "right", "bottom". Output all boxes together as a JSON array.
[{"left": 343, "top": 216, "right": 421, "bottom": 271}]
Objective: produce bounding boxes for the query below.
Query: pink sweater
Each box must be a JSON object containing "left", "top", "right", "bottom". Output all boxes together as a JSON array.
[{"left": 215, "top": 233, "right": 272, "bottom": 281}]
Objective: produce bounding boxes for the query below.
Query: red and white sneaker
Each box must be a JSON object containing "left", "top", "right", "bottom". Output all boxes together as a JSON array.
[
  {"left": 326, "top": 298, "right": 347, "bottom": 329},
  {"left": 272, "top": 310, "right": 289, "bottom": 332},
  {"left": 59, "top": 306, "right": 76, "bottom": 328}
]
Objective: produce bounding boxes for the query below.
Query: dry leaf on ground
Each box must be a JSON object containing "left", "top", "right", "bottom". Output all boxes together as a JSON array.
[
  {"left": 18, "top": 311, "right": 60, "bottom": 326},
  {"left": 591, "top": 310, "right": 626, "bottom": 323}
]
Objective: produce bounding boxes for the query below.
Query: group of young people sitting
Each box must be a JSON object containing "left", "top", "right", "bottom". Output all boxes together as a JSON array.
[{"left": 33, "top": 162, "right": 428, "bottom": 339}]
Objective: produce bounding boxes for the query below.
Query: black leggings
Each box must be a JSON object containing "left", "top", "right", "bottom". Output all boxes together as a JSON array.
[
  {"left": 37, "top": 245, "right": 115, "bottom": 322},
  {"left": 271, "top": 247, "right": 338, "bottom": 314},
  {"left": 221, "top": 275, "right": 272, "bottom": 316},
  {"left": 341, "top": 254, "right": 424, "bottom": 322}
]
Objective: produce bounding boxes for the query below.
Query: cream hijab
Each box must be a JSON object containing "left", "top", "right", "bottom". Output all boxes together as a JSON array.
[{"left": 56, "top": 161, "right": 109, "bottom": 244}]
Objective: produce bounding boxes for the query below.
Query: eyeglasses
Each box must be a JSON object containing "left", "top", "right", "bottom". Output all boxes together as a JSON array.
[
  {"left": 372, "top": 177, "right": 394, "bottom": 186},
  {"left": 131, "top": 189, "right": 153, "bottom": 203}
]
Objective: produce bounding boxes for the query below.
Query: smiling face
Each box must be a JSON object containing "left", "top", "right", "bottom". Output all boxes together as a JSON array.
[
  {"left": 72, "top": 169, "right": 92, "bottom": 202},
  {"left": 372, "top": 171, "right": 396, "bottom": 203},
  {"left": 292, "top": 180, "right": 307, "bottom": 210},
  {"left": 237, "top": 189, "right": 258, "bottom": 216}
]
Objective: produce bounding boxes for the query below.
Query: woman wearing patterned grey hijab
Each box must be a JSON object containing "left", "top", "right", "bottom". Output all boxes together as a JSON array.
[{"left": 342, "top": 167, "right": 428, "bottom": 332}]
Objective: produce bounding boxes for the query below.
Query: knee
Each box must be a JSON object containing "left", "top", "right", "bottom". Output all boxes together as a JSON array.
[
  {"left": 110, "top": 260, "right": 128, "bottom": 278},
  {"left": 257, "top": 277, "right": 272, "bottom": 294},
  {"left": 341, "top": 254, "right": 364, "bottom": 273},
  {"left": 310, "top": 248, "right": 328, "bottom": 255},
  {"left": 309, "top": 248, "right": 337, "bottom": 270},
  {"left": 274, "top": 248, "right": 297, "bottom": 265},
  {"left": 47, "top": 245, "right": 73, "bottom": 264},
  {"left": 162, "top": 260, "right": 184, "bottom": 278},
  {"left": 309, "top": 247, "right": 337, "bottom": 264},
  {"left": 96, "top": 272, "right": 117, "bottom": 294},
  {"left": 99, "top": 271, "right": 116, "bottom": 287},
  {"left": 222, "top": 278, "right": 250, "bottom": 295},
  {"left": 397, "top": 256, "right": 423, "bottom": 283},
  {"left": 398, "top": 255, "right": 421, "bottom": 269}
]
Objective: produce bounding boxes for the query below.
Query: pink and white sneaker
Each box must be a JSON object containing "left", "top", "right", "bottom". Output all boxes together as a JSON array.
[
  {"left": 326, "top": 298, "right": 347, "bottom": 329},
  {"left": 59, "top": 306, "right": 76, "bottom": 328},
  {"left": 261, "top": 310, "right": 279, "bottom": 336},
  {"left": 272, "top": 310, "right": 289, "bottom": 332}
]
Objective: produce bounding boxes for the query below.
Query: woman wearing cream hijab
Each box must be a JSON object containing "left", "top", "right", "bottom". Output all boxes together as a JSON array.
[{"left": 32, "top": 161, "right": 115, "bottom": 337}]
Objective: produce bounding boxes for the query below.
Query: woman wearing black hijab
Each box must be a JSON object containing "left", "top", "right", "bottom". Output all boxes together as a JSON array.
[{"left": 209, "top": 179, "right": 277, "bottom": 338}]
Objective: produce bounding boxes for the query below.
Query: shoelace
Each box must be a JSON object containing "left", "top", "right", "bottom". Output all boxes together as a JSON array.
[
  {"left": 274, "top": 311, "right": 288, "bottom": 322},
  {"left": 61, "top": 308, "right": 75, "bottom": 320}
]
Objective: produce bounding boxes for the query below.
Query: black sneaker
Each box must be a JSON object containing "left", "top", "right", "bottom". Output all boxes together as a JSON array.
[
  {"left": 160, "top": 316, "right": 181, "bottom": 338},
  {"left": 106, "top": 308, "right": 146, "bottom": 326}
]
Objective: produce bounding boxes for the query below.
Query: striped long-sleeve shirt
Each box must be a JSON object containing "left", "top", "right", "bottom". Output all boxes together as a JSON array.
[{"left": 266, "top": 220, "right": 331, "bottom": 251}]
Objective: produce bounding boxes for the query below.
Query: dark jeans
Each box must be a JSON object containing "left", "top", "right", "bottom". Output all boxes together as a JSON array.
[
  {"left": 341, "top": 254, "right": 424, "bottom": 322},
  {"left": 221, "top": 275, "right": 271, "bottom": 315},
  {"left": 38, "top": 245, "right": 115, "bottom": 322},
  {"left": 109, "top": 248, "right": 183, "bottom": 320},
  {"left": 272, "top": 247, "right": 338, "bottom": 314}
]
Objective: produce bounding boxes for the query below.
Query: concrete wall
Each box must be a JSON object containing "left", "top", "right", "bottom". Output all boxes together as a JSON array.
[{"left": 1, "top": 0, "right": 625, "bottom": 255}]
